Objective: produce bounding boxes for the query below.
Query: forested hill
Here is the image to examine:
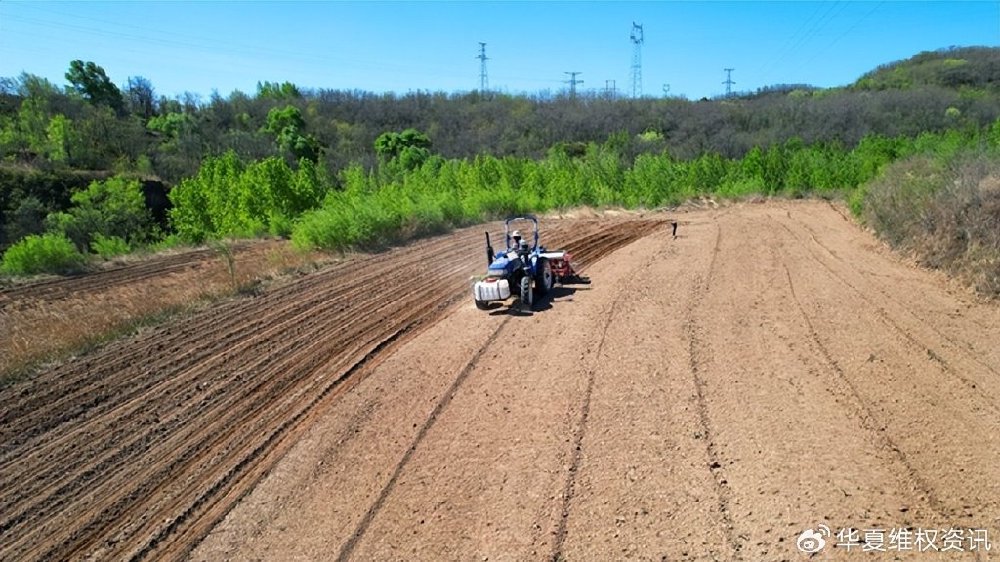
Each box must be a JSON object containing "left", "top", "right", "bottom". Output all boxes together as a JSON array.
[
  {"left": 1, "top": 46, "right": 997, "bottom": 184},
  {"left": 853, "top": 46, "right": 1000, "bottom": 91},
  {"left": 2, "top": 46, "right": 999, "bottom": 255}
]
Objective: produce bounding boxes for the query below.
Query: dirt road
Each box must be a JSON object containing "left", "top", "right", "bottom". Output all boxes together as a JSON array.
[{"left": 3, "top": 201, "right": 999, "bottom": 560}]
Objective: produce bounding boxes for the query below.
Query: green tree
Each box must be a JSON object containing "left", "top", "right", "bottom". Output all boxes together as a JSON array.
[
  {"left": 374, "top": 128, "right": 432, "bottom": 171},
  {"left": 262, "top": 105, "right": 320, "bottom": 162},
  {"left": 256, "top": 81, "right": 302, "bottom": 99},
  {"left": 147, "top": 111, "right": 194, "bottom": 139},
  {"left": 46, "top": 114, "right": 77, "bottom": 163},
  {"left": 65, "top": 60, "right": 124, "bottom": 113},
  {"left": 168, "top": 151, "right": 327, "bottom": 241},
  {"left": 6, "top": 97, "right": 50, "bottom": 159},
  {"left": 47, "top": 176, "right": 155, "bottom": 251}
]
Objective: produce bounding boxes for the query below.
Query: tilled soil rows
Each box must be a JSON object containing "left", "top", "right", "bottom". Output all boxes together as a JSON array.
[
  {"left": 0, "top": 216, "right": 663, "bottom": 561},
  {"left": 191, "top": 201, "right": 999, "bottom": 562}
]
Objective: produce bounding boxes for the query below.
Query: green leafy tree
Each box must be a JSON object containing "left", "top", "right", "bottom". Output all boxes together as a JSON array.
[
  {"left": 47, "top": 176, "right": 155, "bottom": 251},
  {"left": 2, "top": 97, "right": 51, "bottom": 160},
  {"left": 65, "top": 60, "right": 124, "bottom": 113},
  {"left": 256, "top": 81, "right": 302, "bottom": 99},
  {"left": 374, "top": 128, "right": 432, "bottom": 172},
  {"left": 169, "top": 150, "right": 327, "bottom": 241},
  {"left": 262, "top": 105, "right": 320, "bottom": 162},
  {"left": 147, "top": 111, "right": 194, "bottom": 139},
  {"left": 46, "top": 114, "right": 77, "bottom": 163}
]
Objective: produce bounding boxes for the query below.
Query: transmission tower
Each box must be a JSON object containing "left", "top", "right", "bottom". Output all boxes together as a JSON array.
[
  {"left": 723, "top": 68, "right": 736, "bottom": 97},
  {"left": 564, "top": 71, "right": 584, "bottom": 98},
  {"left": 605, "top": 79, "right": 617, "bottom": 100},
  {"left": 630, "top": 22, "right": 644, "bottom": 98},
  {"left": 477, "top": 42, "right": 489, "bottom": 92}
]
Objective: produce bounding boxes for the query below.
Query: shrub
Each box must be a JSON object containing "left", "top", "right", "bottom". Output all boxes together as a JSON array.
[
  {"left": 91, "top": 233, "right": 131, "bottom": 258},
  {"left": 1, "top": 232, "right": 86, "bottom": 275},
  {"left": 862, "top": 149, "right": 1000, "bottom": 296},
  {"left": 169, "top": 151, "right": 327, "bottom": 242},
  {"left": 47, "top": 176, "right": 155, "bottom": 251}
]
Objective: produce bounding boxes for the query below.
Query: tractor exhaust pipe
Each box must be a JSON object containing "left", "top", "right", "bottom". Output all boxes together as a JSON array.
[{"left": 485, "top": 232, "right": 494, "bottom": 264}]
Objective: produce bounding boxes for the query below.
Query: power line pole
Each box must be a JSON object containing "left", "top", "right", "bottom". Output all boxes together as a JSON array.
[
  {"left": 630, "top": 22, "right": 644, "bottom": 98},
  {"left": 564, "top": 71, "right": 583, "bottom": 98},
  {"left": 723, "top": 68, "right": 736, "bottom": 97},
  {"left": 605, "top": 79, "right": 617, "bottom": 100},
  {"left": 477, "top": 42, "right": 489, "bottom": 92}
]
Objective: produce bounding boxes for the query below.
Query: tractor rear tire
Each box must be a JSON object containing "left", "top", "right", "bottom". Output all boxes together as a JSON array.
[{"left": 534, "top": 258, "right": 553, "bottom": 297}]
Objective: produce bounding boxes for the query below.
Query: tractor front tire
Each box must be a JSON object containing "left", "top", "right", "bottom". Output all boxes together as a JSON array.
[{"left": 519, "top": 275, "right": 533, "bottom": 310}]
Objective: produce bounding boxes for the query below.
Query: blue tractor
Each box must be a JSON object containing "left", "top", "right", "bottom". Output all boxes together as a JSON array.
[{"left": 472, "top": 215, "right": 576, "bottom": 311}]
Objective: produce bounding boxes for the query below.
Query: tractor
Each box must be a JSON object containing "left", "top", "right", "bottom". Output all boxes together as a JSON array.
[{"left": 472, "top": 215, "right": 576, "bottom": 311}]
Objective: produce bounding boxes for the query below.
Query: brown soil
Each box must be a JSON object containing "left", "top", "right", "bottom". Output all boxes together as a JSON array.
[
  {"left": 3, "top": 202, "right": 999, "bottom": 561},
  {"left": 0, "top": 240, "right": 323, "bottom": 375},
  {"left": 0, "top": 215, "right": 662, "bottom": 561}
]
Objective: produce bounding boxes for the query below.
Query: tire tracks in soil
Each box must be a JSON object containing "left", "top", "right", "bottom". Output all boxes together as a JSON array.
[
  {"left": 773, "top": 214, "right": 1000, "bottom": 419},
  {"left": 786, "top": 209, "right": 1000, "bottom": 383},
  {"left": 548, "top": 288, "right": 618, "bottom": 562},
  {"left": 336, "top": 317, "right": 512, "bottom": 562},
  {"left": 778, "top": 260, "right": 948, "bottom": 519},
  {"left": 682, "top": 220, "right": 742, "bottom": 559},
  {"left": 548, "top": 225, "right": 678, "bottom": 561},
  {"left": 771, "top": 206, "right": 1000, "bottom": 530},
  {"left": 0, "top": 217, "right": 664, "bottom": 561}
]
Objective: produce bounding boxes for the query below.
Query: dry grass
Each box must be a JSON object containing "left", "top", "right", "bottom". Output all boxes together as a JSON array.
[
  {"left": 0, "top": 240, "right": 328, "bottom": 379},
  {"left": 863, "top": 151, "right": 1000, "bottom": 298}
]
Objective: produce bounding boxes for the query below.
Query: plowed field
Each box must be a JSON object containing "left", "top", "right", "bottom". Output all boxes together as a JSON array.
[{"left": 2, "top": 201, "right": 998, "bottom": 561}]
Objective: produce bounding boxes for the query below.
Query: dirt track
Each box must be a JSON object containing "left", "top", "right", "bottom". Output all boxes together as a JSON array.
[{"left": 3, "top": 201, "right": 999, "bottom": 560}]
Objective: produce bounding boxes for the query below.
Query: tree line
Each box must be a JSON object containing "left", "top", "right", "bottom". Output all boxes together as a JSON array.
[
  {"left": 3, "top": 47, "right": 998, "bottom": 179},
  {"left": 2, "top": 47, "right": 999, "bottom": 272}
]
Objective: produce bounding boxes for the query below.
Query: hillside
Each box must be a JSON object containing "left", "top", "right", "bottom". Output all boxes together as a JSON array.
[
  {"left": 2, "top": 47, "right": 999, "bottom": 287},
  {"left": 854, "top": 46, "right": 1000, "bottom": 91}
]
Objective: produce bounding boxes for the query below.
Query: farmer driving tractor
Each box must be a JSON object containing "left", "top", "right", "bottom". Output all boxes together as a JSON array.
[{"left": 509, "top": 230, "right": 529, "bottom": 258}]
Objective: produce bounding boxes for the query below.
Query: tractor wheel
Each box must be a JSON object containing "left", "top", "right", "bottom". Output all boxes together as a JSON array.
[
  {"left": 519, "top": 275, "right": 533, "bottom": 310},
  {"left": 534, "top": 258, "right": 553, "bottom": 297}
]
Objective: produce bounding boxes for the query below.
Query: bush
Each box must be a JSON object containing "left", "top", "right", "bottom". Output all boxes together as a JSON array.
[
  {"left": 91, "top": 233, "right": 131, "bottom": 259},
  {"left": 1, "top": 232, "right": 86, "bottom": 275},
  {"left": 862, "top": 149, "right": 1000, "bottom": 296},
  {"left": 47, "top": 176, "right": 155, "bottom": 251},
  {"left": 169, "top": 151, "right": 327, "bottom": 242},
  {"left": 148, "top": 233, "right": 185, "bottom": 252}
]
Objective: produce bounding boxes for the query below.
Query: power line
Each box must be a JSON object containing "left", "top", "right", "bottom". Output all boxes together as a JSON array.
[
  {"left": 755, "top": 1, "right": 848, "bottom": 86},
  {"left": 723, "top": 68, "right": 735, "bottom": 97},
  {"left": 630, "top": 22, "right": 644, "bottom": 98},
  {"left": 477, "top": 42, "right": 489, "bottom": 92},
  {"left": 753, "top": 1, "right": 830, "bottom": 81},
  {"left": 801, "top": 2, "right": 884, "bottom": 72},
  {"left": 564, "top": 71, "right": 583, "bottom": 98},
  {"left": 3, "top": 7, "right": 476, "bottom": 87}
]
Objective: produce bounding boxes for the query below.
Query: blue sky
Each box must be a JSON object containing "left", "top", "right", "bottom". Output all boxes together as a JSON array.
[{"left": 1, "top": 1, "right": 997, "bottom": 101}]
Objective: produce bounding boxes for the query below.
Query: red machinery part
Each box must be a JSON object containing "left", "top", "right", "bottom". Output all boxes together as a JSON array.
[{"left": 548, "top": 253, "right": 574, "bottom": 277}]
